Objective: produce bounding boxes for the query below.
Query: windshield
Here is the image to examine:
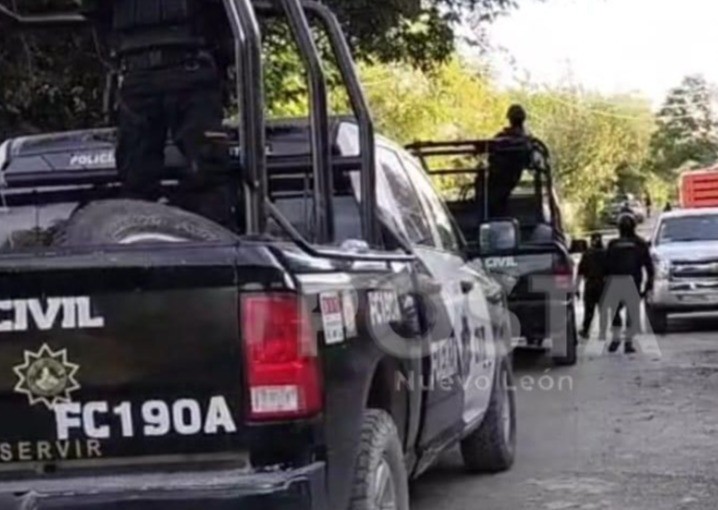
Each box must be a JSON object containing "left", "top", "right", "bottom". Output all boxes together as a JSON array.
[{"left": 658, "top": 215, "right": 718, "bottom": 244}]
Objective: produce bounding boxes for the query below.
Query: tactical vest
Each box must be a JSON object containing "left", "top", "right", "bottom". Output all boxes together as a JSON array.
[
  {"left": 111, "top": 0, "right": 206, "bottom": 55},
  {"left": 606, "top": 237, "right": 647, "bottom": 281}
]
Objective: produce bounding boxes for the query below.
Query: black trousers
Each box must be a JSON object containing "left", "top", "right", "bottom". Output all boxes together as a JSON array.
[
  {"left": 116, "top": 64, "right": 236, "bottom": 230},
  {"left": 582, "top": 284, "right": 607, "bottom": 337}
]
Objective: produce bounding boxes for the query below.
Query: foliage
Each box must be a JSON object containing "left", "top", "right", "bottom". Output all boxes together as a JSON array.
[
  {"left": 0, "top": 0, "right": 108, "bottom": 139},
  {"left": 0, "top": 0, "right": 520, "bottom": 139},
  {"left": 0, "top": 0, "right": 665, "bottom": 235},
  {"left": 0, "top": 28, "right": 105, "bottom": 139},
  {"left": 519, "top": 89, "right": 654, "bottom": 231},
  {"left": 352, "top": 62, "right": 655, "bottom": 234},
  {"left": 323, "top": 0, "right": 517, "bottom": 66},
  {"left": 648, "top": 74, "right": 718, "bottom": 179}
]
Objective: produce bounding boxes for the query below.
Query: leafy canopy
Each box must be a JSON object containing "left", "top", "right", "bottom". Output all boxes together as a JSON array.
[
  {"left": 0, "top": 0, "right": 519, "bottom": 138},
  {"left": 648, "top": 74, "right": 718, "bottom": 177}
]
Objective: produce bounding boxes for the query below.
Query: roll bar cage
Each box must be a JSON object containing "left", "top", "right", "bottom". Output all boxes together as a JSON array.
[
  {"left": 406, "top": 137, "right": 552, "bottom": 177},
  {"left": 0, "top": 0, "right": 407, "bottom": 262},
  {"left": 407, "top": 137, "right": 557, "bottom": 226}
]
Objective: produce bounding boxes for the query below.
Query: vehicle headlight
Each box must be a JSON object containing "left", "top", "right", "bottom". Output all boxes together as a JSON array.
[{"left": 653, "top": 254, "right": 670, "bottom": 280}]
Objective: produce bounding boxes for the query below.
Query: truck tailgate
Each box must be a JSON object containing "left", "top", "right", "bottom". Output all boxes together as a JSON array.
[
  {"left": 485, "top": 247, "right": 562, "bottom": 300},
  {"left": 0, "top": 244, "right": 281, "bottom": 471}
]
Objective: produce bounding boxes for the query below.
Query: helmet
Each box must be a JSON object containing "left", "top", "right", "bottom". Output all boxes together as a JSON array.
[
  {"left": 507, "top": 104, "right": 527, "bottom": 127},
  {"left": 617, "top": 213, "right": 637, "bottom": 236}
]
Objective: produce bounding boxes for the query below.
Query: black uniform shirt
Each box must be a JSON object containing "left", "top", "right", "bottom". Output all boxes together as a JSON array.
[
  {"left": 578, "top": 248, "right": 606, "bottom": 286},
  {"left": 605, "top": 235, "right": 654, "bottom": 287}
]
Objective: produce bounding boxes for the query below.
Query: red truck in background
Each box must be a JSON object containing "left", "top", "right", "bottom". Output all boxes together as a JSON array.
[{"left": 680, "top": 167, "right": 718, "bottom": 208}]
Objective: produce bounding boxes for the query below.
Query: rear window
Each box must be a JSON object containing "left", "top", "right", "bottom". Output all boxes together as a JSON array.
[
  {"left": 271, "top": 194, "right": 363, "bottom": 243},
  {"left": 0, "top": 187, "right": 89, "bottom": 253}
]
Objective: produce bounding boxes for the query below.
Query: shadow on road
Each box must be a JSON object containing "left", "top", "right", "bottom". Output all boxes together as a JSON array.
[
  {"left": 666, "top": 313, "right": 718, "bottom": 334},
  {"left": 511, "top": 348, "right": 551, "bottom": 371}
]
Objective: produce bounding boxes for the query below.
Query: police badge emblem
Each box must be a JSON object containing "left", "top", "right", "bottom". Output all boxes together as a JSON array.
[{"left": 13, "top": 344, "right": 80, "bottom": 409}]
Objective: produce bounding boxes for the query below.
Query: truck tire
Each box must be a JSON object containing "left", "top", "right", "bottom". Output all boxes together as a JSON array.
[
  {"left": 54, "top": 200, "right": 238, "bottom": 246},
  {"left": 647, "top": 306, "right": 668, "bottom": 335},
  {"left": 553, "top": 306, "right": 578, "bottom": 366},
  {"left": 460, "top": 358, "right": 516, "bottom": 473},
  {"left": 349, "top": 410, "right": 410, "bottom": 510}
]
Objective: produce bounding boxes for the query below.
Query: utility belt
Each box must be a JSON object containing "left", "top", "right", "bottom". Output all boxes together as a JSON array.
[{"left": 120, "top": 48, "right": 211, "bottom": 72}]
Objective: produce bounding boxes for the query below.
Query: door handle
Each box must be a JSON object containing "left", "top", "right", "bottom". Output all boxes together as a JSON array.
[{"left": 460, "top": 280, "right": 474, "bottom": 294}]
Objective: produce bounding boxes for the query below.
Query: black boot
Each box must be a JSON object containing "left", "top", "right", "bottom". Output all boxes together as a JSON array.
[
  {"left": 608, "top": 340, "right": 621, "bottom": 353},
  {"left": 625, "top": 341, "right": 637, "bottom": 354}
]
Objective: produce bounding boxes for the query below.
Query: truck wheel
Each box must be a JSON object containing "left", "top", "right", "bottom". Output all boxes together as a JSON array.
[
  {"left": 54, "top": 199, "right": 237, "bottom": 246},
  {"left": 349, "top": 410, "right": 409, "bottom": 510},
  {"left": 647, "top": 306, "right": 668, "bottom": 335},
  {"left": 553, "top": 306, "right": 578, "bottom": 366},
  {"left": 460, "top": 358, "right": 516, "bottom": 473}
]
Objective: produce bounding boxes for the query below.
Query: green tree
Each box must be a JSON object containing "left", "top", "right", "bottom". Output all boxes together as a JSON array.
[
  {"left": 354, "top": 62, "right": 655, "bottom": 234},
  {"left": 0, "top": 0, "right": 522, "bottom": 138},
  {"left": 324, "top": 0, "right": 517, "bottom": 66},
  {"left": 648, "top": 74, "right": 718, "bottom": 178},
  {"left": 517, "top": 89, "right": 654, "bottom": 231}
]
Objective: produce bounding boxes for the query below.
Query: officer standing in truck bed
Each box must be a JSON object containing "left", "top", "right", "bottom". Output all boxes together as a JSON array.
[
  {"left": 80, "top": 0, "right": 236, "bottom": 229},
  {"left": 479, "top": 105, "right": 533, "bottom": 219}
]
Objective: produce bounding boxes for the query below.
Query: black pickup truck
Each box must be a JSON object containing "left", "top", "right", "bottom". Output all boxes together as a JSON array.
[
  {"left": 0, "top": 1, "right": 517, "bottom": 509},
  {"left": 408, "top": 137, "right": 579, "bottom": 365}
]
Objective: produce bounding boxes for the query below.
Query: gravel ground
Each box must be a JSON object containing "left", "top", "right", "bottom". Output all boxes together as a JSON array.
[{"left": 412, "top": 314, "right": 718, "bottom": 510}]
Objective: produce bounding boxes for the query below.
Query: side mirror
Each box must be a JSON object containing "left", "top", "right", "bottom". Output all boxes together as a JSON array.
[
  {"left": 479, "top": 220, "right": 519, "bottom": 255},
  {"left": 569, "top": 239, "right": 588, "bottom": 254}
]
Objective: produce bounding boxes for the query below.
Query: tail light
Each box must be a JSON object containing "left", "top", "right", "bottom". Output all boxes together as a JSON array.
[
  {"left": 553, "top": 260, "right": 574, "bottom": 291},
  {"left": 241, "top": 293, "right": 322, "bottom": 421}
]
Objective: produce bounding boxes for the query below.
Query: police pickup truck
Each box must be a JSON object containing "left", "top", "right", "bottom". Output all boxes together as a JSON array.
[
  {"left": 0, "top": 117, "right": 517, "bottom": 509},
  {"left": 408, "top": 137, "right": 579, "bottom": 365},
  {"left": 0, "top": 1, "right": 519, "bottom": 507}
]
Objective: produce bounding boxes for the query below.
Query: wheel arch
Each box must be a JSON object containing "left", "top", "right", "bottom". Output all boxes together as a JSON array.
[{"left": 365, "top": 356, "right": 410, "bottom": 447}]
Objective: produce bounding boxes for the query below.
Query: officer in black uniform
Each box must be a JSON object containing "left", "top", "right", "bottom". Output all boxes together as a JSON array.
[
  {"left": 605, "top": 214, "right": 655, "bottom": 354},
  {"left": 80, "top": 0, "right": 236, "bottom": 229},
  {"left": 478, "top": 105, "right": 532, "bottom": 219},
  {"left": 577, "top": 233, "right": 607, "bottom": 340}
]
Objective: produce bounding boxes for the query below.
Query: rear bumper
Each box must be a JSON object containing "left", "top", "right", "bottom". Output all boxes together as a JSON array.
[
  {"left": 509, "top": 298, "right": 571, "bottom": 340},
  {"left": 0, "top": 462, "right": 327, "bottom": 510}
]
